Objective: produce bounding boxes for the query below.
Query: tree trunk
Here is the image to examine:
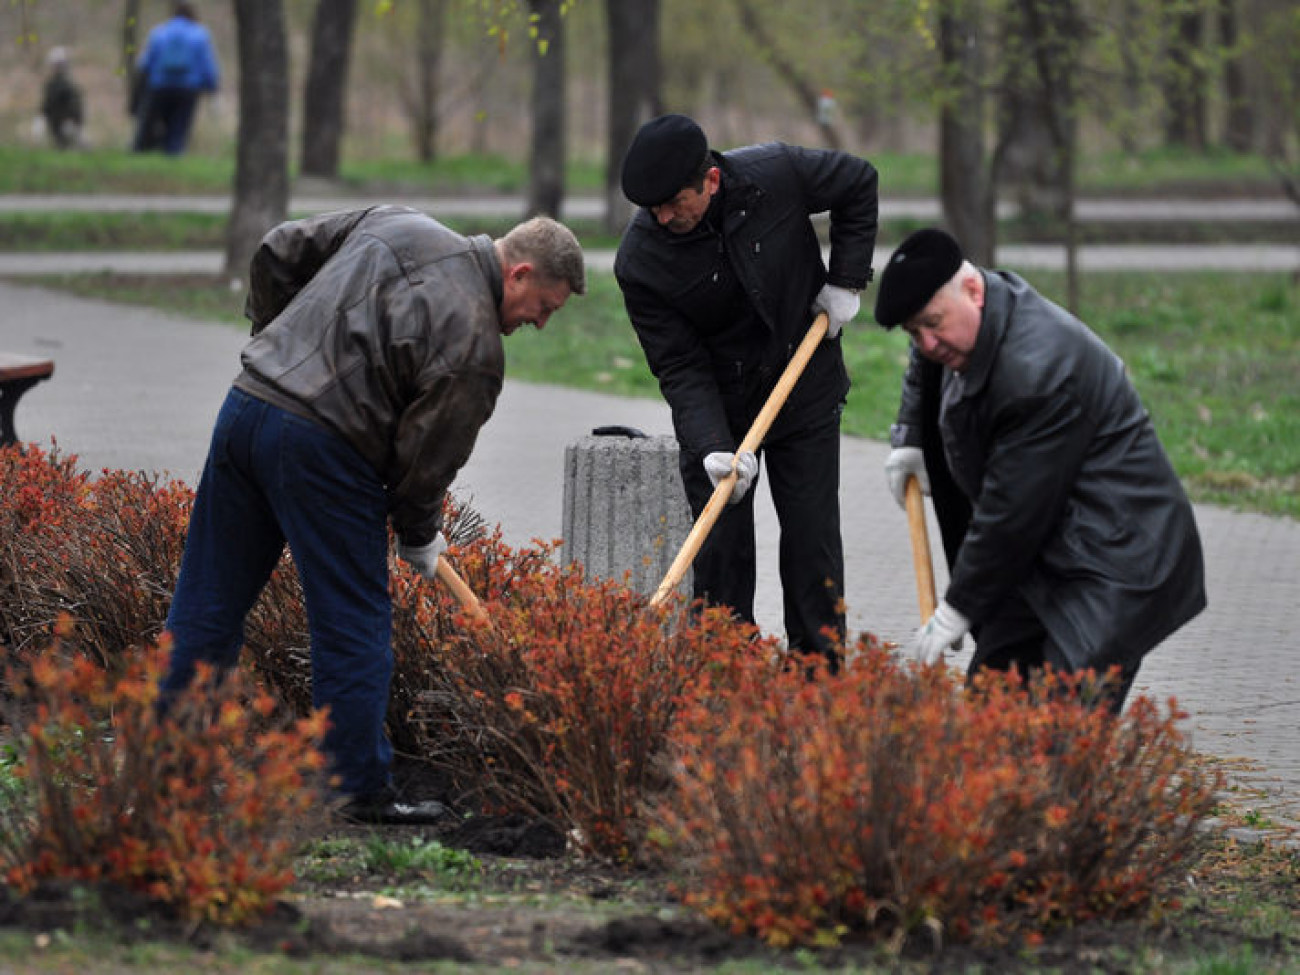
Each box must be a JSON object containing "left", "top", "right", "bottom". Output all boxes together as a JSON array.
[
  {"left": 121, "top": 0, "right": 142, "bottom": 113},
  {"left": 938, "top": 1, "right": 994, "bottom": 266},
  {"left": 300, "top": 0, "right": 359, "bottom": 179},
  {"left": 411, "top": 0, "right": 447, "bottom": 162},
  {"left": 225, "top": 0, "right": 290, "bottom": 282},
  {"left": 1162, "top": 1, "right": 1208, "bottom": 149},
  {"left": 526, "top": 0, "right": 566, "bottom": 218},
  {"left": 1218, "top": 0, "right": 1253, "bottom": 153},
  {"left": 1020, "top": 0, "right": 1081, "bottom": 312},
  {"left": 604, "top": 0, "right": 662, "bottom": 234}
]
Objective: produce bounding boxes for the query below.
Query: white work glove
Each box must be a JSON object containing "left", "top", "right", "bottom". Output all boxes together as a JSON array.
[
  {"left": 884, "top": 446, "right": 930, "bottom": 510},
  {"left": 908, "top": 600, "right": 970, "bottom": 666},
  {"left": 704, "top": 451, "right": 759, "bottom": 505},
  {"left": 397, "top": 532, "right": 448, "bottom": 580},
  {"left": 812, "top": 283, "right": 861, "bottom": 340}
]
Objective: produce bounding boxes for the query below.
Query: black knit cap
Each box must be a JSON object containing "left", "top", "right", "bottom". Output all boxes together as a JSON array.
[
  {"left": 873, "top": 228, "right": 964, "bottom": 328},
  {"left": 620, "top": 114, "right": 709, "bottom": 207}
]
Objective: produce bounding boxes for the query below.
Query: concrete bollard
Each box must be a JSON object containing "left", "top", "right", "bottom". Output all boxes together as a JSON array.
[{"left": 562, "top": 430, "right": 693, "bottom": 598}]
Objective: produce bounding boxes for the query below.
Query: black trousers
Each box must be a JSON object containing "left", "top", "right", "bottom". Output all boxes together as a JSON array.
[
  {"left": 969, "top": 591, "right": 1139, "bottom": 715},
  {"left": 678, "top": 402, "right": 845, "bottom": 668}
]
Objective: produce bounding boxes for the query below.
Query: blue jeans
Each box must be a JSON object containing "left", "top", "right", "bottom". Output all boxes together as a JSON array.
[{"left": 163, "top": 388, "right": 394, "bottom": 798}]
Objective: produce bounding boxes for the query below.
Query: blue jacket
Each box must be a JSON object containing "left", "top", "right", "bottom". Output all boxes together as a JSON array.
[{"left": 138, "top": 16, "right": 220, "bottom": 92}]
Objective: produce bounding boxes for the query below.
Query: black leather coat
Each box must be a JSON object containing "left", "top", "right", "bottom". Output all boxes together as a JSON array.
[
  {"left": 893, "top": 271, "right": 1206, "bottom": 672},
  {"left": 614, "top": 143, "right": 877, "bottom": 456}
]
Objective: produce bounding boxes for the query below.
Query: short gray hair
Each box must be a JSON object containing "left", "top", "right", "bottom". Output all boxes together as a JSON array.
[
  {"left": 498, "top": 217, "right": 586, "bottom": 296},
  {"left": 942, "top": 260, "right": 981, "bottom": 296}
]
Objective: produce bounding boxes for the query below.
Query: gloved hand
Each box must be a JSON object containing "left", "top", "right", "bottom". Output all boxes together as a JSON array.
[
  {"left": 813, "top": 283, "right": 861, "bottom": 340},
  {"left": 397, "top": 532, "right": 448, "bottom": 580},
  {"left": 704, "top": 450, "right": 759, "bottom": 505},
  {"left": 908, "top": 600, "right": 970, "bottom": 666},
  {"left": 884, "top": 446, "right": 930, "bottom": 510}
]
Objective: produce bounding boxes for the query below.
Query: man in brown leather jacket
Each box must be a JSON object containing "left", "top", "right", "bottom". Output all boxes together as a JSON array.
[
  {"left": 875, "top": 227, "right": 1205, "bottom": 712},
  {"left": 162, "top": 206, "right": 585, "bottom": 823}
]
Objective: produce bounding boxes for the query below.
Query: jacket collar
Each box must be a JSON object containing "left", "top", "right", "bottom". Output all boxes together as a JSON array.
[
  {"left": 956, "top": 269, "right": 1007, "bottom": 397},
  {"left": 469, "top": 234, "right": 504, "bottom": 306}
]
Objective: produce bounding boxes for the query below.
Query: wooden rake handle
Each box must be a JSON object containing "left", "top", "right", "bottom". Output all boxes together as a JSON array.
[
  {"left": 650, "top": 312, "right": 830, "bottom": 607},
  {"left": 904, "top": 474, "right": 937, "bottom": 622},
  {"left": 435, "top": 554, "right": 490, "bottom": 625}
]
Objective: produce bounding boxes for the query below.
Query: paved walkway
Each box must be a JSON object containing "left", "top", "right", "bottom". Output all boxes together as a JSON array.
[{"left": 4, "top": 279, "right": 1299, "bottom": 826}]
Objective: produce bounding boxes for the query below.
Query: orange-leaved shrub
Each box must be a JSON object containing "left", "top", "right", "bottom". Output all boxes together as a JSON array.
[
  {"left": 416, "top": 552, "right": 781, "bottom": 861},
  {"left": 652, "top": 639, "right": 1220, "bottom": 949},
  {"left": 0, "top": 627, "right": 329, "bottom": 925},
  {"left": 0, "top": 443, "right": 192, "bottom": 670}
]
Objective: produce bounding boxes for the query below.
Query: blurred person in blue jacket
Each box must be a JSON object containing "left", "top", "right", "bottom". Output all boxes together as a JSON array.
[{"left": 132, "top": 0, "right": 220, "bottom": 155}]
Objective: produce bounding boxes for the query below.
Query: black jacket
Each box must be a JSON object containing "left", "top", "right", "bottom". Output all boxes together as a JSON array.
[
  {"left": 893, "top": 270, "right": 1206, "bottom": 672},
  {"left": 614, "top": 142, "right": 877, "bottom": 456}
]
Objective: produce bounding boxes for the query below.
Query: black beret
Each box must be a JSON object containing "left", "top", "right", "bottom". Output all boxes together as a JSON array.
[
  {"left": 873, "top": 228, "right": 964, "bottom": 328},
  {"left": 621, "top": 114, "right": 709, "bottom": 207}
]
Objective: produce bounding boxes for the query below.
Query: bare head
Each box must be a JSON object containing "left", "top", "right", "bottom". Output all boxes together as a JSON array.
[{"left": 495, "top": 217, "right": 586, "bottom": 334}]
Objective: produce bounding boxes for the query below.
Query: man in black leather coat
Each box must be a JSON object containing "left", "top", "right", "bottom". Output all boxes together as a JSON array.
[
  {"left": 876, "top": 227, "right": 1205, "bottom": 711},
  {"left": 614, "top": 114, "right": 878, "bottom": 668}
]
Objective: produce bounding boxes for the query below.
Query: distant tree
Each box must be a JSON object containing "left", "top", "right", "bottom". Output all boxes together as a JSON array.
[
  {"left": 301, "top": 0, "right": 361, "bottom": 179},
  {"left": 526, "top": 0, "right": 566, "bottom": 217},
  {"left": 1217, "top": 0, "right": 1253, "bottom": 152},
  {"left": 604, "top": 0, "right": 662, "bottom": 234},
  {"left": 409, "top": 0, "right": 449, "bottom": 162},
  {"left": 121, "top": 0, "right": 143, "bottom": 115},
  {"left": 731, "top": 0, "right": 844, "bottom": 149},
  {"left": 1017, "top": 0, "right": 1084, "bottom": 310},
  {"left": 938, "top": 0, "right": 994, "bottom": 265},
  {"left": 225, "top": 0, "right": 290, "bottom": 281},
  {"left": 1250, "top": 0, "right": 1299, "bottom": 219},
  {"left": 1161, "top": 0, "right": 1209, "bottom": 149}
]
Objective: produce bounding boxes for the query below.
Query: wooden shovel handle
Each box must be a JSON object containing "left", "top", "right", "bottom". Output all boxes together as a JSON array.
[
  {"left": 905, "top": 474, "right": 937, "bottom": 622},
  {"left": 435, "top": 555, "right": 490, "bottom": 625},
  {"left": 650, "top": 313, "right": 830, "bottom": 607}
]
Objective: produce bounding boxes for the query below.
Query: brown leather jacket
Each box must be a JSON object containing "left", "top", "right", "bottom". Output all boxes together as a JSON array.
[{"left": 234, "top": 205, "right": 505, "bottom": 546}]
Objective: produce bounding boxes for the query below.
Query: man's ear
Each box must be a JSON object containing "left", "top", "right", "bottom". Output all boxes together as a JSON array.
[{"left": 508, "top": 261, "right": 534, "bottom": 283}]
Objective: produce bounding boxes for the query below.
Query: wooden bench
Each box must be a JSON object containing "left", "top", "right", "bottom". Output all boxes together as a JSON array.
[{"left": 0, "top": 354, "right": 55, "bottom": 448}]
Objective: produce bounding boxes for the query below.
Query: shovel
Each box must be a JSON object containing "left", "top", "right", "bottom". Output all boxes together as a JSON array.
[
  {"left": 649, "top": 312, "right": 829, "bottom": 607},
  {"left": 435, "top": 555, "right": 490, "bottom": 625},
  {"left": 904, "top": 474, "right": 937, "bottom": 622}
]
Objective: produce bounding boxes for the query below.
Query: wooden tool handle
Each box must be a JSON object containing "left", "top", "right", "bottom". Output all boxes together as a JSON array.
[
  {"left": 435, "top": 555, "right": 490, "bottom": 625},
  {"left": 650, "top": 313, "right": 829, "bottom": 607},
  {"left": 904, "top": 474, "right": 937, "bottom": 622}
]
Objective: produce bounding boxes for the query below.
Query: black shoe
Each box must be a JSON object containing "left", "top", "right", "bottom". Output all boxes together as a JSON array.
[{"left": 337, "top": 796, "right": 451, "bottom": 826}]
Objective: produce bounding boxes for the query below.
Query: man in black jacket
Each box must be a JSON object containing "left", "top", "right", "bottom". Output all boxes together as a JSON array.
[
  {"left": 614, "top": 114, "right": 878, "bottom": 668},
  {"left": 875, "top": 227, "right": 1205, "bottom": 711}
]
